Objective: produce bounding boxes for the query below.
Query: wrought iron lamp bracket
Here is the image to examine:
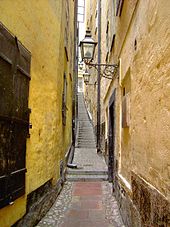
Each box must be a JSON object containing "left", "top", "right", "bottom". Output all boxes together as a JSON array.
[{"left": 84, "top": 59, "right": 119, "bottom": 80}]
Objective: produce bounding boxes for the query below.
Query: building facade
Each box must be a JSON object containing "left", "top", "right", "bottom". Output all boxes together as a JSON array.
[
  {"left": 0, "top": 1, "right": 75, "bottom": 226},
  {"left": 85, "top": 0, "right": 170, "bottom": 226}
]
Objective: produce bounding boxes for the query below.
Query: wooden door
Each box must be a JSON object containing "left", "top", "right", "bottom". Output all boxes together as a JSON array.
[{"left": 0, "top": 23, "right": 31, "bottom": 208}]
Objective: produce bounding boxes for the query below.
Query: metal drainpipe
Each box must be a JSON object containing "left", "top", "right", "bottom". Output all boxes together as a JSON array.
[
  {"left": 97, "top": 0, "right": 101, "bottom": 153},
  {"left": 76, "top": 21, "right": 79, "bottom": 125}
]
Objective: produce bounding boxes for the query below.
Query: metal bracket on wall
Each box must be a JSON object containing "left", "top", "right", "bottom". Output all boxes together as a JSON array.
[{"left": 84, "top": 60, "right": 119, "bottom": 80}]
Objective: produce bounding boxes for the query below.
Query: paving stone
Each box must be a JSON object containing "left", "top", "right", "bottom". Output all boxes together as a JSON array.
[
  {"left": 36, "top": 93, "right": 125, "bottom": 227},
  {"left": 36, "top": 181, "right": 125, "bottom": 227}
]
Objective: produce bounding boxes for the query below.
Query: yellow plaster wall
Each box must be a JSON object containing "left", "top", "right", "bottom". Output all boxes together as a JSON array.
[
  {"left": 116, "top": 0, "right": 170, "bottom": 197},
  {"left": 101, "top": 0, "right": 170, "bottom": 199},
  {"left": 131, "top": 0, "right": 170, "bottom": 197},
  {"left": 0, "top": 0, "right": 74, "bottom": 226}
]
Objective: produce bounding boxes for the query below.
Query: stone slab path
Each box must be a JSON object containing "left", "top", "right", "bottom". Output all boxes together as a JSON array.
[
  {"left": 37, "top": 181, "right": 125, "bottom": 227},
  {"left": 37, "top": 93, "right": 125, "bottom": 227},
  {"left": 66, "top": 93, "right": 108, "bottom": 182}
]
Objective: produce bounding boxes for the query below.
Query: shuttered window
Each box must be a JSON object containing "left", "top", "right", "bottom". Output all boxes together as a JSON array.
[{"left": 0, "top": 23, "right": 31, "bottom": 209}]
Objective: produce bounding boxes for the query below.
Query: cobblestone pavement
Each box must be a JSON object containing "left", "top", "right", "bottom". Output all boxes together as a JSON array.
[
  {"left": 37, "top": 182, "right": 73, "bottom": 227},
  {"left": 37, "top": 181, "right": 125, "bottom": 227},
  {"left": 37, "top": 93, "right": 125, "bottom": 227}
]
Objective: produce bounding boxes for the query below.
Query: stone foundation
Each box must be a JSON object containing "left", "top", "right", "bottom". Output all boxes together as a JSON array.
[
  {"left": 12, "top": 179, "right": 63, "bottom": 227},
  {"left": 114, "top": 172, "right": 170, "bottom": 227},
  {"left": 12, "top": 146, "right": 72, "bottom": 227}
]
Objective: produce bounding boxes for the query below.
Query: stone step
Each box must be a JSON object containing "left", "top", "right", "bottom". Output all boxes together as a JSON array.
[
  {"left": 77, "top": 138, "right": 95, "bottom": 140},
  {"left": 79, "top": 124, "right": 92, "bottom": 127},
  {"left": 67, "top": 170, "right": 108, "bottom": 175},
  {"left": 76, "top": 146, "right": 96, "bottom": 148},
  {"left": 78, "top": 134, "right": 94, "bottom": 136},
  {"left": 78, "top": 130, "right": 94, "bottom": 133},
  {"left": 78, "top": 131, "right": 94, "bottom": 134},
  {"left": 78, "top": 129, "right": 93, "bottom": 131},
  {"left": 77, "top": 142, "right": 96, "bottom": 144},
  {"left": 77, "top": 141, "right": 96, "bottom": 143},
  {"left": 66, "top": 174, "right": 108, "bottom": 182},
  {"left": 78, "top": 137, "right": 95, "bottom": 140},
  {"left": 77, "top": 135, "right": 95, "bottom": 138},
  {"left": 78, "top": 120, "right": 90, "bottom": 122},
  {"left": 77, "top": 139, "right": 96, "bottom": 142},
  {"left": 77, "top": 140, "right": 95, "bottom": 142},
  {"left": 79, "top": 124, "right": 92, "bottom": 126},
  {"left": 77, "top": 135, "right": 95, "bottom": 137},
  {"left": 77, "top": 144, "right": 96, "bottom": 147},
  {"left": 77, "top": 143, "right": 96, "bottom": 145}
]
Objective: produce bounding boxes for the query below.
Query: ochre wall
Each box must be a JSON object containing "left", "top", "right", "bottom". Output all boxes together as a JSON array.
[
  {"left": 130, "top": 0, "right": 170, "bottom": 197},
  {"left": 84, "top": 0, "right": 170, "bottom": 224},
  {"left": 113, "top": 0, "right": 170, "bottom": 197},
  {"left": 0, "top": 0, "right": 74, "bottom": 226}
]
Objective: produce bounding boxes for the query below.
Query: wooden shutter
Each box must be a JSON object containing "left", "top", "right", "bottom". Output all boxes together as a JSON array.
[{"left": 0, "top": 23, "right": 31, "bottom": 208}]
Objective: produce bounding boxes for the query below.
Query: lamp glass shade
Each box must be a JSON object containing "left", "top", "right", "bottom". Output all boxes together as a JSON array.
[
  {"left": 83, "top": 70, "right": 90, "bottom": 84},
  {"left": 80, "top": 30, "right": 97, "bottom": 61},
  {"left": 83, "top": 43, "right": 95, "bottom": 60}
]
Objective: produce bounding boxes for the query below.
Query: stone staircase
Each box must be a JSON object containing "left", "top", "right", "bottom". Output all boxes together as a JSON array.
[
  {"left": 66, "top": 92, "right": 108, "bottom": 182},
  {"left": 66, "top": 169, "right": 108, "bottom": 182},
  {"left": 76, "top": 92, "right": 96, "bottom": 148}
]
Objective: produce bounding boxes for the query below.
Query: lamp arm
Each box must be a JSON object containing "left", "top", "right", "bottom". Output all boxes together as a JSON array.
[{"left": 84, "top": 60, "right": 119, "bottom": 80}]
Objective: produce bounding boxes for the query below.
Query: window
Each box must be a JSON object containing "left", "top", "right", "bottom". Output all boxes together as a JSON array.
[
  {"left": 115, "top": 0, "right": 124, "bottom": 17},
  {"left": 95, "top": 5, "right": 98, "bottom": 34},
  {"left": 122, "top": 91, "right": 130, "bottom": 128},
  {"left": 121, "top": 69, "right": 131, "bottom": 128},
  {"left": 0, "top": 23, "right": 31, "bottom": 208},
  {"left": 64, "top": 0, "right": 69, "bottom": 61},
  {"left": 106, "top": 20, "right": 109, "bottom": 53},
  {"left": 62, "top": 73, "right": 67, "bottom": 125}
]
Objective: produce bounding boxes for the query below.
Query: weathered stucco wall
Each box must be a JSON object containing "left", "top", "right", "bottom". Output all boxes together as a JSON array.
[
  {"left": 131, "top": 0, "right": 170, "bottom": 198},
  {"left": 102, "top": 0, "right": 170, "bottom": 225},
  {"left": 0, "top": 0, "right": 74, "bottom": 226},
  {"left": 119, "top": 0, "right": 170, "bottom": 197}
]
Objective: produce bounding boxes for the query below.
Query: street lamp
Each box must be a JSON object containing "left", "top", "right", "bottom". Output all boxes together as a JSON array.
[
  {"left": 80, "top": 29, "right": 97, "bottom": 62},
  {"left": 78, "top": 62, "right": 84, "bottom": 70},
  {"left": 83, "top": 68, "right": 90, "bottom": 84},
  {"left": 80, "top": 29, "right": 119, "bottom": 153},
  {"left": 79, "top": 30, "right": 119, "bottom": 79}
]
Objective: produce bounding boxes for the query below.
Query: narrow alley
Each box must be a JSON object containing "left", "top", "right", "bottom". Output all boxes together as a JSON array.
[
  {"left": 37, "top": 92, "right": 124, "bottom": 227},
  {"left": 0, "top": 0, "right": 170, "bottom": 227}
]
